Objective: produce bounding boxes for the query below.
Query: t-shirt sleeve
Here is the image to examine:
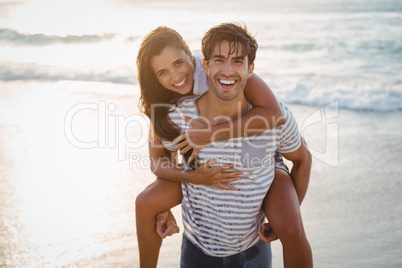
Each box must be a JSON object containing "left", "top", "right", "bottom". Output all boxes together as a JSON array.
[
  {"left": 192, "top": 50, "right": 209, "bottom": 95},
  {"left": 162, "top": 98, "right": 196, "bottom": 151},
  {"left": 277, "top": 103, "right": 301, "bottom": 153},
  {"left": 168, "top": 104, "right": 191, "bottom": 133}
]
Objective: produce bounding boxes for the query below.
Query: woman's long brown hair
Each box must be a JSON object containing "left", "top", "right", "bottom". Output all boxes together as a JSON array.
[{"left": 137, "top": 26, "right": 192, "bottom": 142}]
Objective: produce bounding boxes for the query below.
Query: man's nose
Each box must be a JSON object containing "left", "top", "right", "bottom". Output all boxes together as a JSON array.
[{"left": 222, "top": 62, "right": 234, "bottom": 76}]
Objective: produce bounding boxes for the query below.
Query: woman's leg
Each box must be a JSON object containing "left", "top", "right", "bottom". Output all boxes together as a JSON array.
[
  {"left": 263, "top": 168, "right": 313, "bottom": 268},
  {"left": 135, "top": 177, "right": 183, "bottom": 268}
]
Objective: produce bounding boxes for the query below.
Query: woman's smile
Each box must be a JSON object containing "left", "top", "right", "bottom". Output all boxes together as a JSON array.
[{"left": 173, "top": 76, "right": 187, "bottom": 88}]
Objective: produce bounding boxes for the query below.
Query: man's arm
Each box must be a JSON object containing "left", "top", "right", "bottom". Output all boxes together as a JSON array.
[{"left": 280, "top": 137, "right": 312, "bottom": 205}]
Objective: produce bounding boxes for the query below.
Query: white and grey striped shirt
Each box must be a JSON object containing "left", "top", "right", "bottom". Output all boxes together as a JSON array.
[{"left": 163, "top": 95, "right": 301, "bottom": 257}]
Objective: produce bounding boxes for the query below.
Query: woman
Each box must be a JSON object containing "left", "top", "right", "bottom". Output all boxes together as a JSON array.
[{"left": 135, "top": 26, "right": 312, "bottom": 268}]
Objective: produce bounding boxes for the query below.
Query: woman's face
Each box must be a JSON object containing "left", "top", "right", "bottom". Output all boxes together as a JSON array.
[{"left": 151, "top": 46, "right": 195, "bottom": 95}]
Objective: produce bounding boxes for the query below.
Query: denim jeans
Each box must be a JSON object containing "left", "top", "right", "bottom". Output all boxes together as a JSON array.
[{"left": 180, "top": 235, "right": 272, "bottom": 268}]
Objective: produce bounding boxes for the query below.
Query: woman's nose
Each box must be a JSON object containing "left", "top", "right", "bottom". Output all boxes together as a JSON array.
[{"left": 171, "top": 69, "right": 181, "bottom": 81}]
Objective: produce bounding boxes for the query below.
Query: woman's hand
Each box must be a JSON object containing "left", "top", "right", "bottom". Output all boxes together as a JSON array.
[
  {"left": 173, "top": 116, "right": 212, "bottom": 162},
  {"left": 258, "top": 222, "right": 279, "bottom": 243},
  {"left": 188, "top": 159, "right": 242, "bottom": 190},
  {"left": 156, "top": 210, "right": 180, "bottom": 238}
]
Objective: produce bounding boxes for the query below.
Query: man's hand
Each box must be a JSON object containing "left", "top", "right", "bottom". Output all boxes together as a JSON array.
[
  {"left": 156, "top": 210, "right": 180, "bottom": 238},
  {"left": 258, "top": 223, "right": 279, "bottom": 243}
]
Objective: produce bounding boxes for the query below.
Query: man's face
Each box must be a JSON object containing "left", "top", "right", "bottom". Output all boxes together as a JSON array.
[{"left": 203, "top": 41, "right": 254, "bottom": 101}]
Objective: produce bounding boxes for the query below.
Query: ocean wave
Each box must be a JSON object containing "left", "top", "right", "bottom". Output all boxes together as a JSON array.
[
  {"left": 1, "top": 62, "right": 401, "bottom": 112},
  {"left": 275, "top": 82, "right": 402, "bottom": 112},
  {"left": 0, "top": 28, "right": 116, "bottom": 46},
  {"left": 0, "top": 62, "right": 135, "bottom": 84}
]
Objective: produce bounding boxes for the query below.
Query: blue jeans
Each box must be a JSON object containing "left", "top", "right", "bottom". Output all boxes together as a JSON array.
[{"left": 180, "top": 235, "right": 272, "bottom": 268}]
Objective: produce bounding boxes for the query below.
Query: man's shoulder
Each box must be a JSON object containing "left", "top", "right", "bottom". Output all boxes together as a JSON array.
[
  {"left": 278, "top": 101, "right": 295, "bottom": 121},
  {"left": 278, "top": 101, "right": 289, "bottom": 112},
  {"left": 171, "top": 95, "right": 199, "bottom": 112},
  {"left": 178, "top": 94, "right": 199, "bottom": 104},
  {"left": 168, "top": 95, "right": 201, "bottom": 125},
  {"left": 274, "top": 101, "right": 299, "bottom": 137}
]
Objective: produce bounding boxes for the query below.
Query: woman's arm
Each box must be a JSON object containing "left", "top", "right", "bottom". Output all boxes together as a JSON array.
[
  {"left": 243, "top": 73, "right": 286, "bottom": 130},
  {"left": 148, "top": 129, "right": 241, "bottom": 190},
  {"left": 175, "top": 73, "right": 286, "bottom": 161}
]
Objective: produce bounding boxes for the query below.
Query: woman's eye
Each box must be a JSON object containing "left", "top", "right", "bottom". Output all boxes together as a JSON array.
[{"left": 175, "top": 60, "right": 183, "bottom": 66}]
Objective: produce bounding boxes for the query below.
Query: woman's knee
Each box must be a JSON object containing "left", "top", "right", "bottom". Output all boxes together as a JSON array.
[
  {"left": 135, "top": 180, "right": 161, "bottom": 214},
  {"left": 135, "top": 188, "right": 153, "bottom": 215},
  {"left": 135, "top": 177, "right": 182, "bottom": 215},
  {"left": 277, "top": 218, "right": 306, "bottom": 243}
]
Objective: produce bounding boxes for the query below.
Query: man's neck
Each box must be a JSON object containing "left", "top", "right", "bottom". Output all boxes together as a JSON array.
[{"left": 196, "top": 90, "right": 248, "bottom": 125}]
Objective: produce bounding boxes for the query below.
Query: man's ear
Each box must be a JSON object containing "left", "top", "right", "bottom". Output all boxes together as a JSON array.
[
  {"left": 202, "top": 59, "right": 209, "bottom": 75},
  {"left": 247, "top": 63, "right": 255, "bottom": 78}
]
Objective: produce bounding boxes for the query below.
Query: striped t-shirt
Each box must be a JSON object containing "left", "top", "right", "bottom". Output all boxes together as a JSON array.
[{"left": 163, "top": 95, "right": 301, "bottom": 257}]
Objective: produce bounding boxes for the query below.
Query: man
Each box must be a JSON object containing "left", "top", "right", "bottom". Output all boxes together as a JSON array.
[{"left": 163, "top": 22, "right": 312, "bottom": 267}]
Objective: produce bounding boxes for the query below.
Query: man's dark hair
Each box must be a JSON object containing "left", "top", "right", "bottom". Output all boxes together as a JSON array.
[{"left": 201, "top": 22, "right": 258, "bottom": 66}]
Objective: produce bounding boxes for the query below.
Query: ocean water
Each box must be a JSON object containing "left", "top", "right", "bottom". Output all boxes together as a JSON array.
[
  {"left": 1, "top": 0, "right": 402, "bottom": 112},
  {"left": 0, "top": 0, "right": 401, "bottom": 267}
]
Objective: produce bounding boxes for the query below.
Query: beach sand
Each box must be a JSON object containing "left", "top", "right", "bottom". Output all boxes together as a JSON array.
[{"left": 0, "top": 81, "right": 401, "bottom": 267}]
